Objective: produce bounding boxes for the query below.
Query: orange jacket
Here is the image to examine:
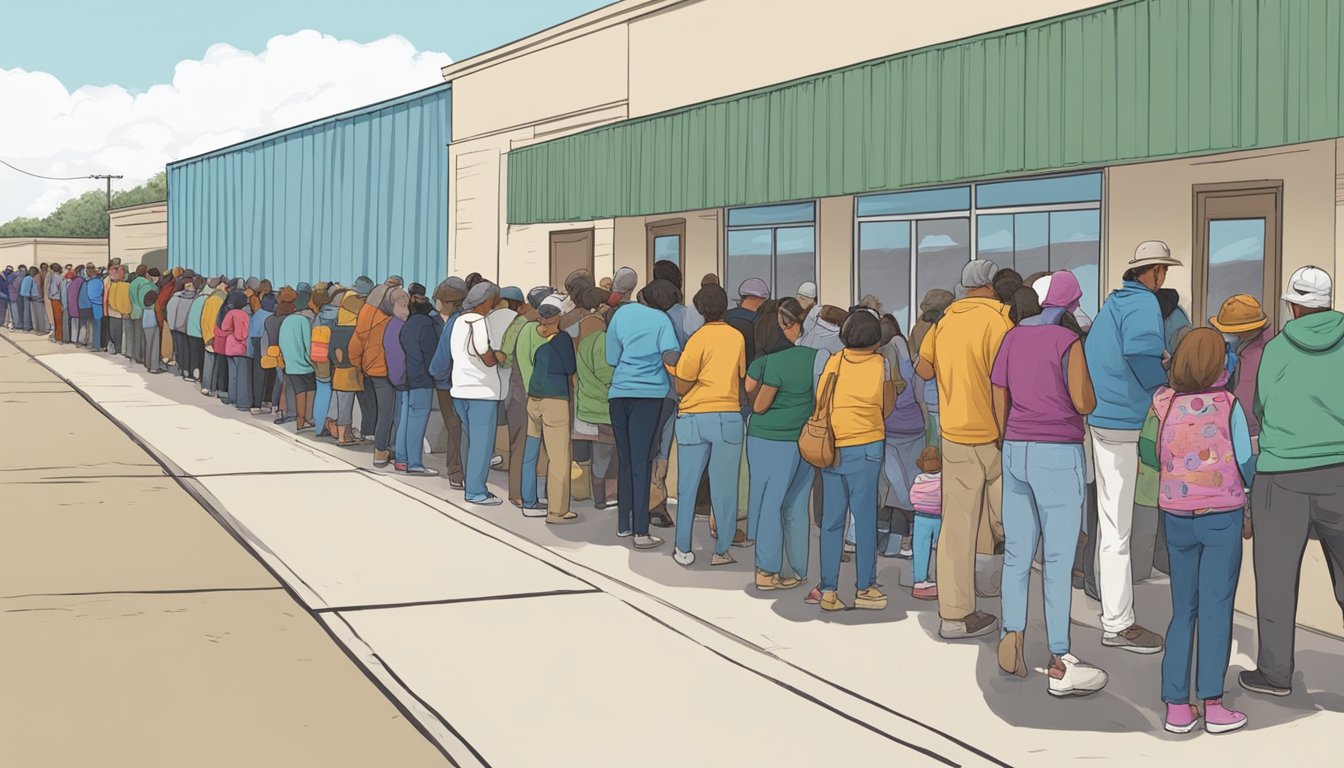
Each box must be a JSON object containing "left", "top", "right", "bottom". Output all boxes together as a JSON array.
[{"left": 348, "top": 302, "right": 390, "bottom": 378}]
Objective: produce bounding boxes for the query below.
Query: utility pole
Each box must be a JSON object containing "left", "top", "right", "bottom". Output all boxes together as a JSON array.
[{"left": 90, "top": 174, "right": 122, "bottom": 269}]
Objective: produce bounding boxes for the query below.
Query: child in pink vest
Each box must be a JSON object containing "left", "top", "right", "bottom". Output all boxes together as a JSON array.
[
  {"left": 1139, "top": 329, "right": 1256, "bottom": 736},
  {"left": 909, "top": 446, "right": 942, "bottom": 601}
]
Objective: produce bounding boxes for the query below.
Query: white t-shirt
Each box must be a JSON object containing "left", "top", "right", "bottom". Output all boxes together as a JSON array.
[{"left": 450, "top": 313, "right": 506, "bottom": 401}]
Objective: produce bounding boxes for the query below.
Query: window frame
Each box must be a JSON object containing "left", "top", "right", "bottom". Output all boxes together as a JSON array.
[{"left": 724, "top": 200, "right": 818, "bottom": 300}]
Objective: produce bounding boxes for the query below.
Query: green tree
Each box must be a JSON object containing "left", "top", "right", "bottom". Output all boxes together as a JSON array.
[{"left": 0, "top": 172, "right": 167, "bottom": 238}]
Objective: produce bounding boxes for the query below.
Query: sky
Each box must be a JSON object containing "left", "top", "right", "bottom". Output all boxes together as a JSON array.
[{"left": 0, "top": 0, "right": 610, "bottom": 224}]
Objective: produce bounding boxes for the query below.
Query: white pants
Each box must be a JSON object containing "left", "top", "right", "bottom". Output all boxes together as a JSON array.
[{"left": 1091, "top": 426, "right": 1139, "bottom": 634}]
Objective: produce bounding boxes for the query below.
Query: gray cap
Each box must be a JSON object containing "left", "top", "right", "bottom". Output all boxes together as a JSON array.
[
  {"left": 296, "top": 281, "right": 312, "bottom": 293},
  {"left": 462, "top": 281, "right": 500, "bottom": 311},
  {"left": 352, "top": 276, "right": 374, "bottom": 297},
  {"left": 796, "top": 281, "right": 818, "bottom": 299},
  {"left": 385, "top": 275, "right": 404, "bottom": 287},
  {"left": 527, "top": 286, "right": 556, "bottom": 309},
  {"left": 738, "top": 277, "right": 771, "bottom": 299},
  {"left": 612, "top": 267, "right": 639, "bottom": 295},
  {"left": 959, "top": 259, "right": 998, "bottom": 290},
  {"left": 500, "top": 286, "right": 524, "bottom": 304}
]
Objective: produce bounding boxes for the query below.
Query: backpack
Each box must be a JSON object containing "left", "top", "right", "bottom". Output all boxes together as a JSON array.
[
  {"left": 310, "top": 325, "right": 331, "bottom": 363},
  {"left": 262, "top": 345, "right": 283, "bottom": 370}
]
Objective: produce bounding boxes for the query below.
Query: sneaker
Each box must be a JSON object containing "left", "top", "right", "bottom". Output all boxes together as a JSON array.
[
  {"left": 546, "top": 511, "right": 579, "bottom": 525},
  {"left": 406, "top": 466, "right": 440, "bottom": 477},
  {"left": 1046, "top": 654, "right": 1108, "bottom": 698},
  {"left": 998, "top": 631, "right": 1027, "bottom": 677},
  {"left": 449, "top": 479, "right": 465, "bottom": 491},
  {"left": 775, "top": 576, "right": 802, "bottom": 589},
  {"left": 898, "top": 544, "right": 913, "bottom": 559},
  {"left": 520, "top": 503, "right": 547, "bottom": 519},
  {"left": 373, "top": 450, "right": 391, "bottom": 468},
  {"left": 843, "top": 541, "right": 857, "bottom": 554},
  {"left": 804, "top": 586, "right": 822, "bottom": 605},
  {"left": 854, "top": 587, "right": 887, "bottom": 610},
  {"left": 1101, "top": 624, "right": 1164, "bottom": 654},
  {"left": 912, "top": 581, "right": 939, "bottom": 601},
  {"left": 939, "top": 611, "right": 998, "bottom": 640},
  {"left": 1202, "top": 699, "right": 1247, "bottom": 734},
  {"left": 1238, "top": 669, "right": 1291, "bottom": 698},
  {"left": 711, "top": 552, "right": 736, "bottom": 566},
  {"left": 755, "top": 570, "right": 782, "bottom": 591},
  {"left": 490, "top": 454, "right": 504, "bottom": 469},
  {"left": 394, "top": 463, "right": 408, "bottom": 472},
  {"left": 632, "top": 534, "right": 664, "bottom": 550},
  {"left": 466, "top": 493, "right": 503, "bottom": 507},
  {"left": 249, "top": 408, "right": 262, "bottom": 416},
  {"left": 1164, "top": 702, "right": 1201, "bottom": 734},
  {"left": 674, "top": 548, "right": 695, "bottom": 567},
  {"left": 819, "top": 591, "right": 846, "bottom": 612},
  {"left": 617, "top": 529, "right": 633, "bottom": 538}
]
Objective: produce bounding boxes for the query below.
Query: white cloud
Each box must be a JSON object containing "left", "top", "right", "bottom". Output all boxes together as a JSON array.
[{"left": 0, "top": 30, "right": 451, "bottom": 224}]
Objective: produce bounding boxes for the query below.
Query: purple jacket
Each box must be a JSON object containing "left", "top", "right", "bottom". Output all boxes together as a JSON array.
[
  {"left": 5, "top": 272, "right": 19, "bottom": 302},
  {"left": 66, "top": 277, "right": 85, "bottom": 317},
  {"left": 1230, "top": 327, "right": 1272, "bottom": 437},
  {"left": 383, "top": 316, "right": 408, "bottom": 390},
  {"left": 883, "top": 339, "right": 926, "bottom": 437}
]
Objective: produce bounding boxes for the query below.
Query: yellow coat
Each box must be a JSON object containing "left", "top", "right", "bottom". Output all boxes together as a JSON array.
[{"left": 201, "top": 289, "right": 225, "bottom": 346}]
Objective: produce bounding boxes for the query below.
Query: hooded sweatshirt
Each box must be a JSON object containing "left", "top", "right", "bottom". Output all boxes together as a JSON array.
[
  {"left": 66, "top": 273, "right": 85, "bottom": 317},
  {"left": 187, "top": 291, "right": 209, "bottom": 338},
  {"left": 382, "top": 288, "right": 410, "bottom": 389},
  {"left": 1254, "top": 310, "right": 1344, "bottom": 474},
  {"left": 202, "top": 287, "right": 226, "bottom": 349},
  {"left": 1083, "top": 280, "right": 1167, "bottom": 430},
  {"left": 918, "top": 297, "right": 1013, "bottom": 445},
  {"left": 350, "top": 285, "right": 391, "bottom": 378},
  {"left": 400, "top": 305, "right": 440, "bottom": 391},
  {"left": 166, "top": 284, "right": 199, "bottom": 333}
]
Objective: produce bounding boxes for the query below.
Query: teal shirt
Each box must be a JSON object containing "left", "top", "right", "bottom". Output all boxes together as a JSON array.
[
  {"left": 1254, "top": 310, "right": 1344, "bottom": 473},
  {"left": 187, "top": 294, "right": 208, "bottom": 337},
  {"left": 746, "top": 345, "right": 817, "bottom": 442},
  {"left": 279, "top": 314, "right": 314, "bottom": 375}
]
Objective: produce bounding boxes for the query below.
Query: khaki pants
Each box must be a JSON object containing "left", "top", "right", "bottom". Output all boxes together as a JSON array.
[
  {"left": 527, "top": 397, "right": 571, "bottom": 516},
  {"left": 936, "top": 440, "right": 1004, "bottom": 621}
]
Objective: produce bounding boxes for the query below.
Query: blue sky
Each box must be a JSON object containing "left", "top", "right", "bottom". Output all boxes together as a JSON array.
[{"left": 1, "top": 0, "right": 611, "bottom": 91}]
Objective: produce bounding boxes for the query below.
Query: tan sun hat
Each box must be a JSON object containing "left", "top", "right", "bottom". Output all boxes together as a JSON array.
[
  {"left": 1209, "top": 294, "right": 1268, "bottom": 333},
  {"left": 1128, "top": 240, "right": 1183, "bottom": 269}
]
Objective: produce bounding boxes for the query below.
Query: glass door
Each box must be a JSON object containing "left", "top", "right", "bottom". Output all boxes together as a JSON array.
[{"left": 1193, "top": 183, "right": 1282, "bottom": 329}]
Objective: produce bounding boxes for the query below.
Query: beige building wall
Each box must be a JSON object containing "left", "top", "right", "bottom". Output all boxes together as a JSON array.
[
  {"left": 1, "top": 238, "right": 109, "bottom": 270},
  {"left": 107, "top": 202, "right": 168, "bottom": 269},
  {"left": 612, "top": 208, "right": 723, "bottom": 290}
]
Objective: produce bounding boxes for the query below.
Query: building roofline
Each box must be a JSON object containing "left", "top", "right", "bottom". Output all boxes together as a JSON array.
[
  {"left": 167, "top": 81, "right": 452, "bottom": 169},
  {"left": 0, "top": 237, "right": 109, "bottom": 247},
  {"left": 439, "top": 0, "right": 679, "bottom": 81},
  {"left": 108, "top": 200, "right": 167, "bottom": 214}
]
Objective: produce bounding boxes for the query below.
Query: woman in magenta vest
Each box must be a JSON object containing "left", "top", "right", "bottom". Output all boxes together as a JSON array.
[{"left": 1139, "top": 328, "right": 1256, "bottom": 736}]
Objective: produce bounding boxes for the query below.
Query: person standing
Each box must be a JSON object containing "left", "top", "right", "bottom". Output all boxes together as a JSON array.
[
  {"left": 311, "top": 284, "right": 341, "bottom": 437},
  {"left": 486, "top": 286, "right": 521, "bottom": 478},
  {"left": 46, "top": 265, "right": 64, "bottom": 342},
  {"left": 1211, "top": 295, "right": 1271, "bottom": 437},
  {"left": 500, "top": 287, "right": 545, "bottom": 506},
  {"left": 167, "top": 278, "right": 198, "bottom": 380},
  {"left": 1239, "top": 267, "right": 1344, "bottom": 698},
  {"left": 607, "top": 278, "right": 681, "bottom": 548},
  {"left": 429, "top": 277, "right": 468, "bottom": 483},
  {"left": 450, "top": 282, "right": 506, "bottom": 506},
  {"left": 350, "top": 285, "right": 395, "bottom": 463},
  {"left": 746, "top": 297, "right": 823, "bottom": 591},
  {"left": 279, "top": 289, "right": 317, "bottom": 433},
  {"left": 0, "top": 266, "right": 11, "bottom": 329},
  {"left": 1082, "top": 241, "right": 1179, "bottom": 654},
  {"left": 574, "top": 286, "right": 619, "bottom": 513},
  {"left": 185, "top": 278, "right": 209, "bottom": 383},
  {"left": 671, "top": 285, "right": 747, "bottom": 567},
  {"left": 991, "top": 272, "right": 1108, "bottom": 696},
  {"left": 219, "top": 292, "right": 251, "bottom": 404},
  {"left": 329, "top": 289, "right": 363, "bottom": 443},
  {"left": 384, "top": 288, "right": 411, "bottom": 468},
  {"left": 397, "top": 292, "right": 440, "bottom": 476},
  {"left": 1137, "top": 328, "right": 1255, "bottom": 734},
  {"left": 64, "top": 266, "right": 86, "bottom": 345},
  {"left": 523, "top": 294, "right": 581, "bottom": 525},
  {"left": 877, "top": 314, "right": 925, "bottom": 559},
  {"left": 24, "top": 267, "right": 47, "bottom": 334},
  {"left": 107, "top": 266, "right": 131, "bottom": 355},
  {"left": 9, "top": 264, "right": 29, "bottom": 331}
]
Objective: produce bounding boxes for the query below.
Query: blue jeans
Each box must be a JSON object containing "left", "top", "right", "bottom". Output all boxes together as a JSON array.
[
  {"left": 912, "top": 514, "right": 941, "bottom": 583},
  {"left": 228, "top": 356, "right": 250, "bottom": 410},
  {"left": 397, "top": 388, "right": 433, "bottom": 470},
  {"left": 1001, "top": 440, "right": 1085, "bottom": 656},
  {"left": 748, "top": 436, "right": 813, "bottom": 579},
  {"left": 454, "top": 398, "right": 499, "bottom": 500},
  {"left": 313, "top": 379, "right": 333, "bottom": 434},
  {"left": 1162, "top": 509, "right": 1242, "bottom": 703},
  {"left": 674, "top": 412, "right": 743, "bottom": 556},
  {"left": 820, "top": 441, "right": 883, "bottom": 593},
  {"left": 521, "top": 436, "right": 542, "bottom": 505},
  {"left": 610, "top": 397, "right": 663, "bottom": 536}
]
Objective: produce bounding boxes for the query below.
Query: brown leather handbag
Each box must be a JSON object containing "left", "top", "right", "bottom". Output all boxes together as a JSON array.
[{"left": 799, "top": 356, "right": 839, "bottom": 469}]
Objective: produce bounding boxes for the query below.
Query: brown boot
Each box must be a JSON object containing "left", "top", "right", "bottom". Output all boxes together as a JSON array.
[{"left": 373, "top": 449, "right": 391, "bottom": 468}]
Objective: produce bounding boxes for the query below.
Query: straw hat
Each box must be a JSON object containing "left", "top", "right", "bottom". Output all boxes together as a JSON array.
[{"left": 1209, "top": 294, "right": 1268, "bottom": 333}]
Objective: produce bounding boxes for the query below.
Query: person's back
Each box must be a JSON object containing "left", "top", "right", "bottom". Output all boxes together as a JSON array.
[
  {"left": 187, "top": 292, "right": 208, "bottom": 338},
  {"left": 401, "top": 311, "right": 439, "bottom": 390},
  {"left": 512, "top": 320, "right": 547, "bottom": 397},
  {"left": 677, "top": 320, "right": 746, "bottom": 415},
  {"left": 606, "top": 302, "right": 678, "bottom": 400},
  {"left": 823, "top": 347, "right": 885, "bottom": 447},
  {"left": 1256, "top": 309, "right": 1344, "bottom": 473},
  {"left": 993, "top": 323, "right": 1085, "bottom": 444},
  {"left": 575, "top": 324, "right": 614, "bottom": 426},
  {"left": 920, "top": 297, "right": 1012, "bottom": 445},
  {"left": 1084, "top": 282, "right": 1166, "bottom": 430},
  {"left": 279, "top": 313, "right": 314, "bottom": 374}
]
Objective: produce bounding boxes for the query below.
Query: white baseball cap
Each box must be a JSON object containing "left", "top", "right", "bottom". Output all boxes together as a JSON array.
[{"left": 1282, "top": 266, "right": 1332, "bottom": 309}]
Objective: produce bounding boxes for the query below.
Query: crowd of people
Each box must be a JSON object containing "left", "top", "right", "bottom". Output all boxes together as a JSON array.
[{"left": 4, "top": 243, "right": 1343, "bottom": 736}]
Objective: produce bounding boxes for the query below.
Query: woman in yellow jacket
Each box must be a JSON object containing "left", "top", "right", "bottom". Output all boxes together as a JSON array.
[
  {"left": 200, "top": 280, "right": 227, "bottom": 397},
  {"left": 107, "top": 265, "right": 133, "bottom": 357}
]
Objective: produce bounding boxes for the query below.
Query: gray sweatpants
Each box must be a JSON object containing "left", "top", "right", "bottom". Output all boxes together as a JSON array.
[{"left": 1250, "top": 464, "right": 1344, "bottom": 688}]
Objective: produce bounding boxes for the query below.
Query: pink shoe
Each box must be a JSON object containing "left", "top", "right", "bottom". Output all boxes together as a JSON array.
[
  {"left": 1203, "top": 699, "right": 1247, "bottom": 734},
  {"left": 804, "top": 586, "right": 821, "bottom": 605},
  {"left": 1164, "top": 702, "right": 1200, "bottom": 734},
  {"left": 912, "top": 581, "right": 939, "bottom": 601}
]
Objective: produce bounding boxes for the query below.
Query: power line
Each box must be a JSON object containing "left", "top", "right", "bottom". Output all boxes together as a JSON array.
[{"left": 0, "top": 158, "right": 95, "bottom": 181}]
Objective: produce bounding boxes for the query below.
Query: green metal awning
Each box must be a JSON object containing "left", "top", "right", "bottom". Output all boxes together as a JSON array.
[{"left": 508, "top": 0, "right": 1343, "bottom": 224}]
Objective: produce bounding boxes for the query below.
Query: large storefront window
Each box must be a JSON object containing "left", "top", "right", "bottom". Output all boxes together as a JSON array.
[
  {"left": 725, "top": 202, "right": 816, "bottom": 299},
  {"left": 856, "top": 172, "right": 1102, "bottom": 330}
]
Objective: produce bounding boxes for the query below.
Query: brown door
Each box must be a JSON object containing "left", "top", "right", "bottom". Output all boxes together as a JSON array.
[
  {"left": 646, "top": 218, "right": 686, "bottom": 282},
  {"left": 549, "top": 229, "right": 594, "bottom": 289},
  {"left": 1192, "top": 182, "right": 1283, "bottom": 329}
]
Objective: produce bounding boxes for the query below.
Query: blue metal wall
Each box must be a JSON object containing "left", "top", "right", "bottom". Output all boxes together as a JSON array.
[{"left": 167, "top": 83, "right": 451, "bottom": 287}]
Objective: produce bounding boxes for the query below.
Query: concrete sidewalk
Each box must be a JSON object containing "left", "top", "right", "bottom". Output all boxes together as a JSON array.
[
  {"left": 0, "top": 335, "right": 449, "bottom": 768},
  {"left": 10, "top": 327, "right": 1344, "bottom": 766}
]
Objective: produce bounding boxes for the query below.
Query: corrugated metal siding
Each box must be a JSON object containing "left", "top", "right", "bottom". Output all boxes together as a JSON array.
[
  {"left": 509, "top": 0, "right": 1344, "bottom": 224},
  {"left": 167, "top": 85, "right": 452, "bottom": 286}
]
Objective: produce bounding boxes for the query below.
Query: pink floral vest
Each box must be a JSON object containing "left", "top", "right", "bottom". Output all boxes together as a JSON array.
[{"left": 1152, "top": 386, "right": 1244, "bottom": 515}]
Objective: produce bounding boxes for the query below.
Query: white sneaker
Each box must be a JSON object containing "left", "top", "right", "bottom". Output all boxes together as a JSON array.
[
  {"left": 633, "top": 535, "right": 664, "bottom": 550},
  {"left": 673, "top": 548, "right": 695, "bottom": 567},
  {"left": 1044, "top": 654, "right": 1108, "bottom": 697},
  {"left": 490, "top": 454, "right": 504, "bottom": 469}
]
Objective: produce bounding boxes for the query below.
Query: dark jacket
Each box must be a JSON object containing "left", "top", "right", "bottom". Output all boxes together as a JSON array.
[{"left": 400, "top": 312, "right": 440, "bottom": 391}]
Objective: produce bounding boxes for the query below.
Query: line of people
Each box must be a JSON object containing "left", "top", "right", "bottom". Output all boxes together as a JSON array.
[{"left": 11, "top": 245, "right": 1344, "bottom": 737}]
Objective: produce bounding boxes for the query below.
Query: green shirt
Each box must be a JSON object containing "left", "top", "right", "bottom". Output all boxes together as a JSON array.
[
  {"left": 512, "top": 322, "right": 547, "bottom": 396},
  {"left": 576, "top": 329, "right": 614, "bottom": 425},
  {"left": 746, "top": 345, "right": 817, "bottom": 442},
  {"left": 1136, "top": 409, "right": 1160, "bottom": 507},
  {"left": 499, "top": 313, "right": 530, "bottom": 367}
]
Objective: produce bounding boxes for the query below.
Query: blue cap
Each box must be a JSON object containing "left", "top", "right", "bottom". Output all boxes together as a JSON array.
[{"left": 500, "top": 286, "right": 524, "bottom": 304}]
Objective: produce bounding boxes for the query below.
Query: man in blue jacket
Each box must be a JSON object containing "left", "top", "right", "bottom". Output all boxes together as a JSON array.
[{"left": 1084, "top": 240, "right": 1181, "bottom": 656}]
